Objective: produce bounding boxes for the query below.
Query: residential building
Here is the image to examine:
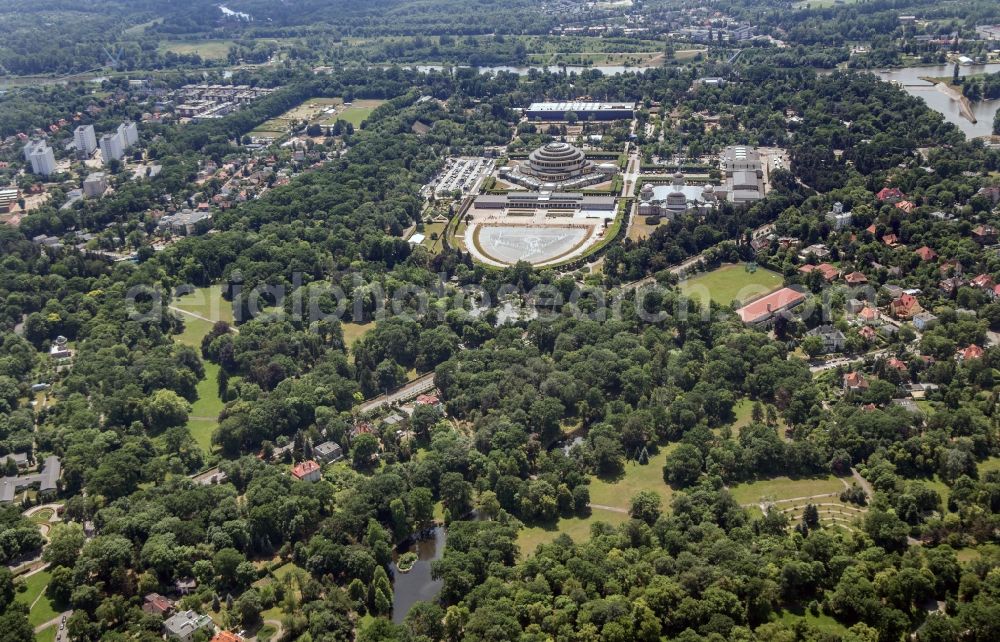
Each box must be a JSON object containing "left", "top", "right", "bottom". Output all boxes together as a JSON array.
[
  {"left": 735, "top": 287, "right": 807, "bottom": 325},
  {"left": 24, "top": 141, "right": 56, "bottom": 176},
  {"left": 844, "top": 271, "right": 868, "bottom": 286},
  {"left": 163, "top": 610, "right": 214, "bottom": 642},
  {"left": 957, "top": 344, "right": 985, "bottom": 361},
  {"left": 211, "top": 633, "right": 245, "bottom": 642},
  {"left": 913, "top": 312, "right": 938, "bottom": 331},
  {"left": 291, "top": 460, "right": 322, "bottom": 482},
  {"left": 857, "top": 306, "right": 880, "bottom": 325},
  {"left": 799, "top": 262, "right": 839, "bottom": 281},
  {"left": 0, "top": 187, "right": 18, "bottom": 213},
  {"left": 876, "top": 187, "right": 904, "bottom": 203},
  {"left": 157, "top": 209, "right": 212, "bottom": 235},
  {"left": 914, "top": 246, "right": 937, "bottom": 262},
  {"left": 806, "top": 325, "right": 846, "bottom": 353},
  {"left": 100, "top": 133, "right": 124, "bottom": 164},
  {"left": 798, "top": 244, "right": 831, "bottom": 261},
  {"left": 142, "top": 593, "right": 174, "bottom": 617},
  {"left": 843, "top": 371, "right": 869, "bottom": 392},
  {"left": 313, "top": 441, "right": 344, "bottom": 464},
  {"left": 972, "top": 225, "right": 997, "bottom": 244},
  {"left": 826, "top": 202, "right": 852, "bottom": 230},
  {"left": 118, "top": 121, "right": 139, "bottom": 147},
  {"left": 74, "top": 125, "right": 97, "bottom": 158},
  {"left": 889, "top": 293, "right": 923, "bottom": 320},
  {"left": 0, "top": 455, "right": 61, "bottom": 504},
  {"left": 83, "top": 172, "right": 107, "bottom": 198},
  {"left": 3, "top": 453, "right": 29, "bottom": 470},
  {"left": 174, "top": 578, "right": 197, "bottom": 595}
]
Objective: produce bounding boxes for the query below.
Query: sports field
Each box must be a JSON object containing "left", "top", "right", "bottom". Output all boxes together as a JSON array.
[
  {"left": 679, "top": 264, "right": 783, "bottom": 306},
  {"left": 323, "top": 99, "right": 386, "bottom": 127}
]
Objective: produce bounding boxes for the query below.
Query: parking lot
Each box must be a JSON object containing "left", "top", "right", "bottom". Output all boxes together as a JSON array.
[{"left": 429, "top": 157, "right": 494, "bottom": 197}]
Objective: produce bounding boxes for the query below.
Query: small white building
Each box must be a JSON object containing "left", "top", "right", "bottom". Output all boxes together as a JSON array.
[{"left": 826, "top": 202, "right": 852, "bottom": 230}]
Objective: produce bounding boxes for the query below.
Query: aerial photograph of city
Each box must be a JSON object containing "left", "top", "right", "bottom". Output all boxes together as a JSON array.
[{"left": 2, "top": 0, "right": 1000, "bottom": 640}]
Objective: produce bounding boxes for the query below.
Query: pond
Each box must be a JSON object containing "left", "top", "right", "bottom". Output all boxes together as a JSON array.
[
  {"left": 872, "top": 63, "right": 1000, "bottom": 139},
  {"left": 391, "top": 526, "right": 446, "bottom": 624}
]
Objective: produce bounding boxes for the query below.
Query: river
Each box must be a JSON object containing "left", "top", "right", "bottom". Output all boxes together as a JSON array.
[
  {"left": 391, "top": 526, "right": 446, "bottom": 624},
  {"left": 872, "top": 63, "right": 1000, "bottom": 139}
]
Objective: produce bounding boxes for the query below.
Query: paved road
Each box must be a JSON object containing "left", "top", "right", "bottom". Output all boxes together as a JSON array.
[
  {"left": 358, "top": 373, "right": 436, "bottom": 414},
  {"left": 35, "top": 611, "right": 71, "bottom": 635}
]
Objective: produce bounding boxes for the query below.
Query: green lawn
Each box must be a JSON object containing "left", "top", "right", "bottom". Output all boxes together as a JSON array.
[
  {"left": 158, "top": 39, "right": 236, "bottom": 60},
  {"left": 588, "top": 443, "right": 678, "bottom": 511},
  {"left": 171, "top": 286, "right": 231, "bottom": 454},
  {"left": 517, "top": 510, "right": 630, "bottom": 555},
  {"left": 332, "top": 100, "right": 386, "bottom": 127},
  {"left": 979, "top": 456, "right": 1000, "bottom": 476},
  {"left": 15, "top": 570, "right": 60, "bottom": 629},
  {"left": 29, "top": 508, "right": 54, "bottom": 524},
  {"left": 172, "top": 285, "right": 234, "bottom": 325},
  {"left": 776, "top": 607, "right": 848, "bottom": 635},
  {"left": 679, "top": 264, "right": 784, "bottom": 307},
  {"left": 728, "top": 475, "right": 845, "bottom": 505},
  {"left": 342, "top": 322, "right": 374, "bottom": 350},
  {"left": 35, "top": 626, "right": 57, "bottom": 642},
  {"left": 518, "top": 444, "right": 678, "bottom": 555}
]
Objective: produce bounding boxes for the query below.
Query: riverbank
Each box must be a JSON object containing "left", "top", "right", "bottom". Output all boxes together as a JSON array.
[{"left": 924, "top": 78, "right": 979, "bottom": 124}]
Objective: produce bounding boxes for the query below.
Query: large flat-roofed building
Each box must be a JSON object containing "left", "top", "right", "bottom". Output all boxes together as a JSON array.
[
  {"left": 525, "top": 102, "right": 636, "bottom": 121},
  {"left": 721, "top": 146, "right": 765, "bottom": 204},
  {"left": 736, "top": 287, "right": 807, "bottom": 325},
  {"left": 474, "top": 191, "right": 616, "bottom": 218}
]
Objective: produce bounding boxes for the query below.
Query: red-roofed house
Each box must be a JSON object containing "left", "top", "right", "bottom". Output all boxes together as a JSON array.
[
  {"left": 858, "top": 306, "right": 880, "bottom": 325},
  {"left": 844, "top": 271, "right": 868, "bottom": 286},
  {"left": 914, "top": 246, "right": 937, "bottom": 262},
  {"left": 890, "top": 294, "right": 922, "bottom": 320},
  {"left": 212, "top": 633, "right": 244, "bottom": 642},
  {"left": 736, "top": 288, "right": 807, "bottom": 325},
  {"left": 971, "top": 274, "right": 995, "bottom": 291},
  {"left": 957, "top": 345, "right": 985, "bottom": 362},
  {"left": 859, "top": 326, "right": 877, "bottom": 342},
  {"left": 415, "top": 394, "right": 441, "bottom": 407},
  {"left": 877, "top": 187, "right": 904, "bottom": 203},
  {"left": 843, "top": 371, "right": 869, "bottom": 392},
  {"left": 882, "top": 234, "right": 900, "bottom": 247},
  {"left": 799, "top": 263, "right": 840, "bottom": 281},
  {"left": 886, "top": 357, "right": 908, "bottom": 374},
  {"left": 895, "top": 200, "right": 916, "bottom": 214},
  {"left": 142, "top": 593, "right": 174, "bottom": 617},
  {"left": 291, "top": 460, "right": 321, "bottom": 482},
  {"left": 865, "top": 224, "right": 877, "bottom": 235}
]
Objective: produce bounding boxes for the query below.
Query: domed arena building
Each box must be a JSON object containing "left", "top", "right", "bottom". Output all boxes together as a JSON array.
[{"left": 501, "top": 141, "right": 616, "bottom": 190}]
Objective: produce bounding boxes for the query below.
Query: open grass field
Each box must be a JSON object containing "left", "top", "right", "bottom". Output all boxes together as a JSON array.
[
  {"left": 589, "top": 443, "right": 678, "bottom": 511},
  {"left": 518, "top": 443, "right": 678, "bottom": 555},
  {"left": 776, "top": 607, "right": 848, "bottom": 635},
  {"left": 171, "top": 285, "right": 231, "bottom": 453},
  {"left": 15, "top": 569, "right": 60, "bottom": 629},
  {"left": 158, "top": 39, "right": 236, "bottom": 60},
  {"left": 325, "top": 100, "right": 386, "bottom": 127},
  {"left": 417, "top": 222, "right": 448, "bottom": 253},
  {"left": 342, "top": 321, "right": 375, "bottom": 351},
  {"left": 253, "top": 97, "right": 344, "bottom": 137},
  {"left": 517, "top": 509, "right": 631, "bottom": 555},
  {"left": 172, "top": 284, "right": 234, "bottom": 325},
  {"left": 728, "top": 475, "right": 845, "bottom": 506},
  {"left": 35, "top": 625, "right": 57, "bottom": 642},
  {"left": 679, "top": 264, "right": 784, "bottom": 307},
  {"left": 979, "top": 456, "right": 1000, "bottom": 476}
]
